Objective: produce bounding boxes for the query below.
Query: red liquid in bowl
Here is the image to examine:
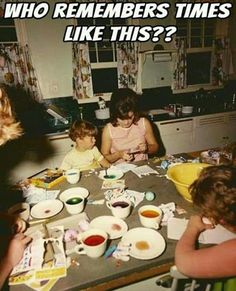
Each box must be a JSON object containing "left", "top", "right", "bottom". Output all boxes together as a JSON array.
[{"left": 84, "top": 235, "right": 105, "bottom": 246}]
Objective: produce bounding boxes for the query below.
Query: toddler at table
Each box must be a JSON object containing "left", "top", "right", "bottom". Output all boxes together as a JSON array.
[
  {"left": 60, "top": 119, "right": 110, "bottom": 171},
  {"left": 175, "top": 165, "right": 236, "bottom": 290}
]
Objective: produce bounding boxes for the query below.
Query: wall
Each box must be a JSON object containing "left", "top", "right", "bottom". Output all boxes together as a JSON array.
[{"left": 23, "top": 1, "right": 72, "bottom": 99}]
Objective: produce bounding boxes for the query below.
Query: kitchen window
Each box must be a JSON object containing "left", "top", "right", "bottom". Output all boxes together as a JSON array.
[
  {"left": 77, "top": 18, "right": 127, "bottom": 97},
  {"left": 176, "top": 18, "right": 216, "bottom": 89}
]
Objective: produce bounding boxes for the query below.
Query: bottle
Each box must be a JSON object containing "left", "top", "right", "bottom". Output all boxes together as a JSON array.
[
  {"left": 79, "top": 107, "right": 83, "bottom": 120},
  {"left": 98, "top": 97, "right": 106, "bottom": 110}
]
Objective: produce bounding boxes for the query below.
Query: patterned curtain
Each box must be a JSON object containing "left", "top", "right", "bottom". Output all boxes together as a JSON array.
[
  {"left": 0, "top": 44, "right": 41, "bottom": 100},
  {"left": 212, "top": 37, "right": 234, "bottom": 86},
  {"left": 117, "top": 42, "right": 140, "bottom": 92},
  {"left": 72, "top": 43, "right": 93, "bottom": 100},
  {"left": 172, "top": 38, "right": 187, "bottom": 90}
]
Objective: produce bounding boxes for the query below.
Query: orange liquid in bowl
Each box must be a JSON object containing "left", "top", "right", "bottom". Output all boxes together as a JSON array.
[{"left": 141, "top": 210, "right": 159, "bottom": 218}]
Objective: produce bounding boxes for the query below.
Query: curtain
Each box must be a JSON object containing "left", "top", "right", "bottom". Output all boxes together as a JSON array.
[
  {"left": 212, "top": 37, "right": 234, "bottom": 86},
  {"left": 0, "top": 44, "right": 41, "bottom": 100},
  {"left": 117, "top": 42, "right": 140, "bottom": 92},
  {"left": 172, "top": 38, "right": 187, "bottom": 90},
  {"left": 72, "top": 43, "right": 93, "bottom": 100}
]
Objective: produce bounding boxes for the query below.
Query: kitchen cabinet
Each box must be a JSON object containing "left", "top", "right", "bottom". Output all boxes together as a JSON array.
[
  {"left": 155, "top": 111, "right": 236, "bottom": 155},
  {"left": 194, "top": 111, "right": 236, "bottom": 151},
  {"left": 155, "top": 118, "right": 194, "bottom": 154},
  {"left": 5, "top": 134, "right": 73, "bottom": 184}
]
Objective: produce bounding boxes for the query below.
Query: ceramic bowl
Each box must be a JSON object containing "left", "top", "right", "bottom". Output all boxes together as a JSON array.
[{"left": 166, "top": 163, "right": 210, "bottom": 202}]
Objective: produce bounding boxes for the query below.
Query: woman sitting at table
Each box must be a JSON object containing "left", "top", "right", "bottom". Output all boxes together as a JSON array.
[
  {"left": 101, "top": 88, "right": 159, "bottom": 164},
  {"left": 0, "top": 86, "right": 31, "bottom": 289},
  {"left": 175, "top": 165, "right": 236, "bottom": 287}
]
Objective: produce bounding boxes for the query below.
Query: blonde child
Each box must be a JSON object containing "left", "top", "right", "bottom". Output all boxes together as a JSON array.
[{"left": 60, "top": 120, "right": 110, "bottom": 171}]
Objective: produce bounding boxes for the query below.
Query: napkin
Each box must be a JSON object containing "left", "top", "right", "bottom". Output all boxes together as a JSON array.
[
  {"left": 104, "top": 189, "right": 145, "bottom": 207},
  {"left": 159, "top": 202, "right": 175, "bottom": 226},
  {"left": 167, "top": 217, "right": 236, "bottom": 244},
  {"left": 112, "top": 242, "right": 131, "bottom": 261}
]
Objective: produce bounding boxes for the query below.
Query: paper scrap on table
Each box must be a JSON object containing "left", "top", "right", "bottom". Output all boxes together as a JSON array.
[
  {"left": 167, "top": 217, "right": 236, "bottom": 244},
  {"left": 104, "top": 189, "right": 145, "bottom": 207},
  {"left": 159, "top": 202, "right": 175, "bottom": 226},
  {"left": 114, "top": 162, "right": 138, "bottom": 173},
  {"left": 131, "top": 165, "right": 159, "bottom": 178},
  {"left": 102, "top": 179, "right": 125, "bottom": 189},
  {"left": 23, "top": 185, "right": 60, "bottom": 205}
]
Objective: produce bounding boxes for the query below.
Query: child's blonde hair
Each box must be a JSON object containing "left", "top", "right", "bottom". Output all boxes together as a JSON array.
[
  {"left": 69, "top": 120, "right": 97, "bottom": 142},
  {"left": 0, "top": 86, "right": 23, "bottom": 145}
]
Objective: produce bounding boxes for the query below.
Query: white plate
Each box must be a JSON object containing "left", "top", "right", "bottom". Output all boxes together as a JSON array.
[
  {"left": 31, "top": 199, "right": 64, "bottom": 219},
  {"left": 98, "top": 169, "right": 124, "bottom": 181},
  {"left": 59, "top": 187, "right": 89, "bottom": 202},
  {"left": 121, "top": 227, "right": 166, "bottom": 260},
  {"left": 89, "top": 216, "right": 128, "bottom": 239}
]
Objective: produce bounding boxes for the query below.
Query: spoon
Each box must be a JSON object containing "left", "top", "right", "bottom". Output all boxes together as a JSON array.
[{"left": 104, "top": 168, "right": 115, "bottom": 179}]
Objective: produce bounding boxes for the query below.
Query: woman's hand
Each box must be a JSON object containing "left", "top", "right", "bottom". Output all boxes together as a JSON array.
[
  {"left": 121, "top": 151, "right": 134, "bottom": 162},
  {"left": 137, "top": 143, "right": 147, "bottom": 153}
]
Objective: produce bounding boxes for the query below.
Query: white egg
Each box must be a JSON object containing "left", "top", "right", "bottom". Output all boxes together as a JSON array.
[{"left": 145, "top": 191, "right": 155, "bottom": 201}]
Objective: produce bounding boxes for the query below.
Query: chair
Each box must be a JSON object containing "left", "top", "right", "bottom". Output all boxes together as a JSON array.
[{"left": 170, "top": 265, "right": 213, "bottom": 291}]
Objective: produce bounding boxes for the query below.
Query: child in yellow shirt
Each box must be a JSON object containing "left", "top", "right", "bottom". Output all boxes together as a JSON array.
[{"left": 60, "top": 120, "right": 110, "bottom": 171}]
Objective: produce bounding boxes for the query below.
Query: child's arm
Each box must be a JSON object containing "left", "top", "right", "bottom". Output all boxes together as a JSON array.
[
  {"left": 0, "top": 233, "right": 32, "bottom": 289},
  {"left": 175, "top": 215, "right": 236, "bottom": 278},
  {"left": 99, "top": 157, "right": 110, "bottom": 168}
]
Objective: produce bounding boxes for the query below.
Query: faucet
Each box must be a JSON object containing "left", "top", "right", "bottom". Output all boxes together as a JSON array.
[{"left": 46, "top": 105, "right": 69, "bottom": 125}]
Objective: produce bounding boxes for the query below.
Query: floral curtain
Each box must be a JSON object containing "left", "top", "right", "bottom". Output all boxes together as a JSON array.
[
  {"left": 117, "top": 42, "right": 140, "bottom": 92},
  {"left": 172, "top": 37, "right": 187, "bottom": 90},
  {"left": 212, "top": 37, "right": 234, "bottom": 86},
  {"left": 0, "top": 44, "right": 41, "bottom": 100},
  {"left": 72, "top": 43, "right": 93, "bottom": 100}
]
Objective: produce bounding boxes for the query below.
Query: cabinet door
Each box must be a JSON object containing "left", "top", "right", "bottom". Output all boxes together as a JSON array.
[
  {"left": 194, "top": 114, "right": 228, "bottom": 150},
  {"left": 48, "top": 136, "right": 74, "bottom": 168},
  {"left": 156, "top": 119, "right": 194, "bottom": 154}
]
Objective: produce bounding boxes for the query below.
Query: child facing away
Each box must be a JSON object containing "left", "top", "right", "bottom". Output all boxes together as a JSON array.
[
  {"left": 175, "top": 165, "right": 236, "bottom": 281},
  {"left": 60, "top": 120, "right": 110, "bottom": 171}
]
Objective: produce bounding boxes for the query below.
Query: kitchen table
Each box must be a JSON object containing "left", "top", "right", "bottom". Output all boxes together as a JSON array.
[{"left": 11, "top": 160, "right": 196, "bottom": 291}]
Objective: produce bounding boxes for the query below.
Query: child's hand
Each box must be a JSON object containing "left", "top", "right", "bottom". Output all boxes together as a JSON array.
[
  {"left": 187, "top": 215, "right": 214, "bottom": 235},
  {"left": 13, "top": 217, "right": 27, "bottom": 233},
  {"left": 4, "top": 233, "right": 32, "bottom": 269}
]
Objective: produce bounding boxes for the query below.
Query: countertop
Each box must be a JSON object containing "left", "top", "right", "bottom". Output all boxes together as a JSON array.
[
  {"left": 45, "top": 108, "right": 236, "bottom": 138},
  {"left": 11, "top": 160, "right": 196, "bottom": 291}
]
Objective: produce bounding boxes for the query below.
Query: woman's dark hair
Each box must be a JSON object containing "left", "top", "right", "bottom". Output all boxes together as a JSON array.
[
  {"left": 69, "top": 120, "right": 97, "bottom": 142},
  {"left": 190, "top": 165, "right": 236, "bottom": 226},
  {"left": 109, "top": 88, "right": 140, "bottom": 126}
]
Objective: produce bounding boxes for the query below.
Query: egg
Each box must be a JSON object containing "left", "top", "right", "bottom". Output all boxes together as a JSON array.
[{"left": 145, "top": 191, "right": 155, "bottom": 201}]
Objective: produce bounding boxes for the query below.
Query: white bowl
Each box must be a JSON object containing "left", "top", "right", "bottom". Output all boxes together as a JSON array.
[
  {"left": 59, "top": 187, "right": 89, "bottom": 202},
  {"left": 182, "top": 106, "right": 193, "bottom": 114},
  {"left": 95, "top": 108, "right": 110, "bottom": 120}
]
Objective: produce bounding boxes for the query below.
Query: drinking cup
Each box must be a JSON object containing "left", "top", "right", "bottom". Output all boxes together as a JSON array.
[
  {"left": 75, "top": 228, "right": 108, "bottom": 258},
  {"left": 106, "top": 198, "right": 132, "bottom": 219},
  {"left": 64, "top": 195, "right": 85, "bottom": 215},
  {"left": 138, "top": 205, "right": 162, "bottom": 229},
  {"left": 65, "top": 169, "right": 80, "bottom": 184},
  {"left": 8, "top": 202, "right": 30, "bottom": 221}
]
